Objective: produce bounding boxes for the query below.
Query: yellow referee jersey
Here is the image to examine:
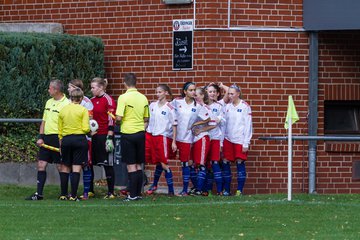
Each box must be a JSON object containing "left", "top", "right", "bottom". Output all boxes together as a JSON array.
[
  {"left": 43, "top": 95, "right": 70, "bottom": 135},
  {"left": 58, "top": 103, "right": 90, "bottom": 140},
  {"left": 116, "top": 88, "right": 149, "bottom": 134}
]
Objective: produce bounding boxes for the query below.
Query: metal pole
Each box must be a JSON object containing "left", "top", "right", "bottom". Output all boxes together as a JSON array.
[
  {"left": 0, "top": 118, "right": 42, "bottom": 123},
  {"left": 259, "top": 135, "right": 360, "bottom": 141},
  {"left": 308, "top": 31, "right": 319, "bottom": 194},
  {"left": 288, "top": 116, "right": 292, "bottom": 201}
]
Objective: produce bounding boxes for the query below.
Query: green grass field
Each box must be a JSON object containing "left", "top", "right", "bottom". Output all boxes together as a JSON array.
[{"left": 0, "top": 185, "right": 359, "bottom": 240}]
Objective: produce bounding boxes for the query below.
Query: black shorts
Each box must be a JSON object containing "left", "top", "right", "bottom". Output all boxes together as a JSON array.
[
  {"left": 38, "top": 134, "right": 61, "bottom": 164},
  {"left": 92, "top": 134, "right": 114, "bottom": 166},
  {"left": 121, "top": 131, "right": 145, "bottom": 165},
  {"left": 60, "top": 135, "right": 88, "bottom": 166}
]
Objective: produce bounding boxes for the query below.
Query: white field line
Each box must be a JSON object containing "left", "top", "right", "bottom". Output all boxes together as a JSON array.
[{"left": 1, "top": 199, "right": 360, "bottom": 208}]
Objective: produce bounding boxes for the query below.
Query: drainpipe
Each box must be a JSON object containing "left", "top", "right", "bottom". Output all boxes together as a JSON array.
[{"left": 308, "top": 31, "right": 319, "bottom": 194}]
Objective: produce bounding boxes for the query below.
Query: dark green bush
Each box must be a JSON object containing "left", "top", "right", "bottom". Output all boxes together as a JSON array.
[{"left": 0, "top": 32, "right": 104, "bottom": 162}]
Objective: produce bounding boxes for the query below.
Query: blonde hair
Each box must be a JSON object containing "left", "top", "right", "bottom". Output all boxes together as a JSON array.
[
  {"left": 70, "top": 88, "right": 84, "bottom": 102},
  {"left": 91, "top": 77, "right": 108, "bottom": 90}
]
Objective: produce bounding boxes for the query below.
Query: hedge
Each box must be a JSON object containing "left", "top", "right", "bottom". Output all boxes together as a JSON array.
[{"left": 0, "top": 32, "right": 104, "bottom": 162}]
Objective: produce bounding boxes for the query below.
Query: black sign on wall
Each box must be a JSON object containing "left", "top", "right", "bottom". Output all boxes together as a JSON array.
[{"left": 173, "top": 20, "right": 193, "bottom": 70}]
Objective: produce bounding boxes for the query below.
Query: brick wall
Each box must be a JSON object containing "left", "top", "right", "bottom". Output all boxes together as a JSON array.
[
  {"left": 316, "top": 32, "right": 360, "bottom": 193},
  {"left": 1, "top": 0, "right": 360, "bottom": 194}
]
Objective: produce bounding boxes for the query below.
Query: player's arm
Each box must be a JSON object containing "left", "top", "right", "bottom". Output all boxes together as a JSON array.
[
  {"left": 115, "top": 95, "right": 124, "bottom": 126},
  {"left": 193, "top": 124, "right": 216, "bottom": 136},
  {"left": 144, "top": 117, "right": 149, "bottom": 130},
  {"left": 82, "top": 109, "right": 90, "bottom": 134},
  {"left": 191, "top": 117, "right": 211, "bottom": 128},
  {"left": 219, "top": 82, "right": 230, "bottom": 104},
  {"left": 243, "top": 105, "right": 253, "bottom": 153},
  {"left": 36, "top": 121, "right": 45, "bottom": 147},
  {"left": 172, "top": 125, "right": 177, "bottom": 152}
]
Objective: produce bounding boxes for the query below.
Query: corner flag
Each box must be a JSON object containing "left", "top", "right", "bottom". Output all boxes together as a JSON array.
[{"left": 284, "top": 95, "right": 299, "bottom": 129}]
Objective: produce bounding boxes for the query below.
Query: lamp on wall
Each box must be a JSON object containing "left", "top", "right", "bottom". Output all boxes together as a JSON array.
[{"left": 163, "top": 0, "right": 193, "bottom": 4}]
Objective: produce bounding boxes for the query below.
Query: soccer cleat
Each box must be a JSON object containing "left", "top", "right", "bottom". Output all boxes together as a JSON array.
[
  {"left": 119, "top": 189, "right": 129, "bottom": 196},
  {"left": 235, "top": 190, "right": 243, "bottom": 196},
  {"left": 168, "top": 192, "right": 175, "bottom": 197},
  {"left": 216, "top": 192, "right": 223, "bottom": 196},
  {"left": 25, "top": 192, "right": 43, "bottom": 201},
  {"left": 122, "top": 196, "right": 139, "bottom": 202},
  {"left": 176, "top": 191, "right": 189, "bottom": 197},
  {"left": 103, "top": 193, "right": 117, "bottom": 199},
  {"left": 222, "top": 191, "right": 231, "bottom": 196},
  {"left": 80, "top": 191, "right": 95, "bottom": 199},
  {"left": 69, "top": 196, "right": 80, "bottom": 201},
  {"left": 58, "top": 195, "right": 68, "bottom": 201},
  {"left": 146, "top": 185, "right": 158, "bottom": 195},
  {"left": 80, "top": 193, "right": 88, "bottom": 200},
  {"left": 201, "top": 191, "right": 209, "bottom": 197},
  {"left": 88, "top": 192, "right": 95, "bottom": 198},
  {"left": 188, "top": 187, "right": 196, "bottom": 195}
]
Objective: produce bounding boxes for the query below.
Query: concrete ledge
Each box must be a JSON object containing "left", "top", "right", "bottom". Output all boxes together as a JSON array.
[
  {"left": 0, "top": 23, "right": 63, "bottom": 33},
  {"left": 0, "top": 163, "right": 105, "bottom": 185}
]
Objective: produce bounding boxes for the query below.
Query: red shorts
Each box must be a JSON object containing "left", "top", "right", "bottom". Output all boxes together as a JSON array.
[
  {"left": 152, "top": 135, "right": 175, "bottom": 164},
  {"left": 176, "top": 141, "right": 191, "bottom": 162},
  {"left": 223, "top": 139, "right": 248, "bottom": 162},
  {"left": 145, "top": 132, "right": 155, "bottom": 164},
  {"left": 192, "top": 135, "right": 210, "bottom": 166},
  {"left": 207, "top": 139, "right": 221, "bottom": 162}
]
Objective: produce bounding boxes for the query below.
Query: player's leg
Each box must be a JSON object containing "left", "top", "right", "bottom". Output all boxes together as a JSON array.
[
  {"left": 26, "top": 135, "right": 59, "bottom": 200},
  {"left": 209, "top": 139, "right": 222, "bottom": 195},
  {"left": 134, "top": 131, "right": 146, "bottom": 198},
  {"left": 203, "top": 166, "right": 214, "bottom": 196},
  {"left": 69, "top": 135, "right": 88, "bottom": 201},
  {"left": 103, "top": 165, "right": 116, "bottom": 199},
  {"left": 235, "top": 144, "right": 248, "bottom": 196},
  {"left": 192, "top": 136, "right": 210, "bottom": 195},
  {"left": 146, "top": 134, "right": 161, "bottom": 194},
  {"left": 69, "top": 165, "right": 81, "bottom": 201},
  {"left": 176, "top": 141, "right": 191, "bottom": 196},
  {"left": 222, "top": 139, "right": 235, "bottom": 196},
  {"left": 162, "top": 162, "right": 174, "bottom": 195},
  {"left": 81, "top": 139, "right": 93, "bottom": 200},
  {"left": 212, "top": 161, "right": 223, "bottom": 194}
]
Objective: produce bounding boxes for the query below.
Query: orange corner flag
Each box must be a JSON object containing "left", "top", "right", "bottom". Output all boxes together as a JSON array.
[{"left": 284, "top": 95, "right": 299, "bottom": 129}]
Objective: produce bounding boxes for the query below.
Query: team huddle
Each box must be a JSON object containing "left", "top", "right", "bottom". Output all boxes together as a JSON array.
[
  {"left": 145, "top": 81, "right": 253, "bottom": 197},
  {"left": 25, "top": 74, "right": 252, "bottom": 201}
]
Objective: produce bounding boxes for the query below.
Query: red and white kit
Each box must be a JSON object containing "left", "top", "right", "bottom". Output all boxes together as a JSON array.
[
  {"left": 147, "top": 101, "right": 177, "bottom": 164},
  {"left": 192, "top": 104, "right": 212, "bottom": 166},
  {"left": 223, "top": 100, "right": 253, "bottom": 161},
  {"left": 171, "top": 98, "right": 202, "bottom": 162},
  {"left": 207, "top": 101, "right": 224, "bottom": 162}
]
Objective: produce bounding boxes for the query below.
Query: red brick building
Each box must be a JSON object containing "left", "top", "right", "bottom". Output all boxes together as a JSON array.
[{"left": 1, "top": 0, "right": 360, "bottom": 194}]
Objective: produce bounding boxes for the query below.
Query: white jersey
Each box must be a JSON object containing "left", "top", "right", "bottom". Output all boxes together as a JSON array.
[
  {"left": 80, "top": 96, "right": 94, "bottom": 140},
  {"left": 81, "top": 96, "right": 94, "bottom": 111},
  {"left": 172, "top": 98, "right": 203, "bottom": 143},
  {"left": 224, "top": 100, "right": 253, "bottom": 148},
  {"left": 192, "top": 104, "right": 212, "bottom": 143},
  {"left": 208, "top": 101, "right": 224, "bottom": 140},
  {"left": 148, "top": 101, "right": 177, "bottom": 138}
]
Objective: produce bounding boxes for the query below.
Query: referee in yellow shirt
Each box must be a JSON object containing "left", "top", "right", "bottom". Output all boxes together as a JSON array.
[
  {"left": 116, "top": 73, "right": 149, "bottom": 201},
  {"left": 58, "top": 88, "right": 90, "bottom": 201},
  {"left": 26, "top": 79, "right": 70, "bottom": 201}
]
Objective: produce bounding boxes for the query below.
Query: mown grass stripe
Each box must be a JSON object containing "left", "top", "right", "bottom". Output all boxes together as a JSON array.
[{"left": 1, "top": 199, "right": 360, "bottom": 208}]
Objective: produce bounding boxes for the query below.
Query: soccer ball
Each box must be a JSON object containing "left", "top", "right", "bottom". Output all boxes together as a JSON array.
[{"left": 89, "top": 119, "right": 99, "bottom": 132}]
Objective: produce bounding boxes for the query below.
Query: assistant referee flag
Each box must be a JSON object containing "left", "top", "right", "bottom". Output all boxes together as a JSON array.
[{"left": 284, "top": 95, "right": 299, "bottom": 129}]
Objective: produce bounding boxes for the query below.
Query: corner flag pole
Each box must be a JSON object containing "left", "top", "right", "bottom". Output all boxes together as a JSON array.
[
  {"left": 287, "top": 109, "right": 292, "bottom": 201},
  {"left": 285, "top": 95, "right": 299, "bottom": 201}
]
